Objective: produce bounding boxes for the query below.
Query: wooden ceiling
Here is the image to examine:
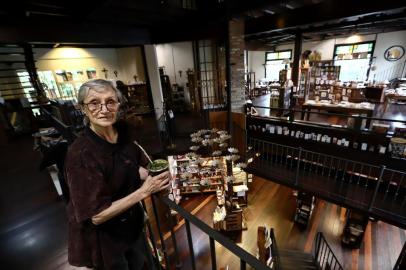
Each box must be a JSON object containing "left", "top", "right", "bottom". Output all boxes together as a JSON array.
[{"left": 0, "top": 0, "right": 405, "bottom": 47}]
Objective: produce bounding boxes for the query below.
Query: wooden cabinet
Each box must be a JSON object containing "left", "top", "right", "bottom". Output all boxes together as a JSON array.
[
  {"left": 224, "top": 209, "right": 243, "bottom": 231},
  {"left": 341, "top": 210, "right": 369, "bottom": 248}
]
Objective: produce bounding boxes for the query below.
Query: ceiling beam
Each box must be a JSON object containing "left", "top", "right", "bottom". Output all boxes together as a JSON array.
[
  {"left": 245, "top": 0, "right": 406, "bottom": 36},
  {"left": 0, "top": 21, "right": 150, "bottom": 45}
]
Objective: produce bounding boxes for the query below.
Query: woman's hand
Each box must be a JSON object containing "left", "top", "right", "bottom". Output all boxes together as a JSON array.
[
  {"left": 140, "top": 171, "right": 171, "bottom": 197},
  {"left": 139, "top": 166, "right": 149, "bottom": 180}
]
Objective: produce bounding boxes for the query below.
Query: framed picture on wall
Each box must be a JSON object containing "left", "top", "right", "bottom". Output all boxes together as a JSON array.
[
  {"left": 86, "top": 68, "right": 97, "bottom": 79},
  {"left": 384, "top": 45, "right": 405, "bottom": 61},
  {"left": 55, "top": 70, "right": 68, "bottom": 82}
]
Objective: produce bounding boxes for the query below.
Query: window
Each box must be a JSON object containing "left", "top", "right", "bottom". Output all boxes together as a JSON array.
[
  {"left": 333, "top": 42, "right": 374, "bottom": 82},
  {"left": 265, "top": 50, "right": 292, "bottom": 81},
  {"left": 17, "top": 72, "right": 35, "bottom": 102}
]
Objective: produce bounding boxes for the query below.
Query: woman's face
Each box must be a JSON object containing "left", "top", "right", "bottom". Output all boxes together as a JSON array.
[{"left": 82, "top": 87, "right": 120, "bottom": 128}]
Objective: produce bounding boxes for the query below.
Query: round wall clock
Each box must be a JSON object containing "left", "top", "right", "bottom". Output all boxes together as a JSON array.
[{"left": 384, "top": 45, "right": 405, "bottom": 61}]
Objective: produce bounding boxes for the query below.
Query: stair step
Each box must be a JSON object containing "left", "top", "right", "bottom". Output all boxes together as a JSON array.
[{"left": 278, "top": 249, "right": 318, "bottom": 270}]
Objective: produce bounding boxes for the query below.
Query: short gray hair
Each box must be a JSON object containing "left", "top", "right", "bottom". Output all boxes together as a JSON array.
[{"left": 78, "top": 79, "right": 127, "bottom": 125}]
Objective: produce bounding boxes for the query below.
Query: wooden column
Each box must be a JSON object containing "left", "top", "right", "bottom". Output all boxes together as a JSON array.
[{"left": 291, "top": 32, "right": 303, "bottom": 87}]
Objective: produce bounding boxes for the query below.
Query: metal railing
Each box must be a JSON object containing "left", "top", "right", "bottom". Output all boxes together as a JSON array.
[
  {"left": 394, "top": 241, "right": 406, "bottom": 270},
  {"left": 313, "top": 232, "right": 344, "bottom": 270},
  {"left": 146, "top": 195, "right": 271, "bottom": 270},
  {"left": 252, "top": 105, "right": 406, "bottom": 129},
  {"left": 247, "top": 137, "right": 406, "bottom": 225}
]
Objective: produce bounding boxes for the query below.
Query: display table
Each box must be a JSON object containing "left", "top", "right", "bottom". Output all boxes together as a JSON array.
[{"left": 301, "top": 102, "right": 375, "bottom": 128}]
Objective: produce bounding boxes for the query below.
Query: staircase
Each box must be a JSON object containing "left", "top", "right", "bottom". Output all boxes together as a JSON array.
[
  {"left": 269, "top": 231, "right": 343, "bottom": 270},
  {"left": 279, "top": 249, "right": 318, "bottom": 270}
]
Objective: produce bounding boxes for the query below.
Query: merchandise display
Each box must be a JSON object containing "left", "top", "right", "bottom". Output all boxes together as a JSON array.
[
  {"left": 247, "top": 115, "right": 406, "bottom": 171},
  {"left": 167, "top": 128, "right": 249, "bottom": 232}
]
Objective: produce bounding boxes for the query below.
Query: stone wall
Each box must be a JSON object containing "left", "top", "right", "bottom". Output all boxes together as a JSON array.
[{"left": 228, "top": 19, "right": 246, "bottom": 113}]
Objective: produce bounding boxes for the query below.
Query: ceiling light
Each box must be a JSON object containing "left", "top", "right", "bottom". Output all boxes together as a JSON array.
[{"left": 264, "top": 9, "right": 274, "bottom": 15}]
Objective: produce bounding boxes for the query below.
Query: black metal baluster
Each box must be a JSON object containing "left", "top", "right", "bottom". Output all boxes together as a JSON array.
[
  {"left": 395, "top": 174, "right": 405, "bottom": 197},
  {"left": 185, "top": 220, "right": 196, "bottom": 270},
  {"left": 369, "top": 166, "right": 386, "bottom": 211},
  {"left": 329, "top": 252, "right": 334, "bottom": 270},
  {"left": 275, "top": 144, "right": 279, "bottom": 164},
  {"left": 295, "top": 148, "right": 302, "bottom": 186},
  {"left": 141, "top": 200, "right": 162, "bottom": 270},
  {"left": 167, "top": 207, "right": 182, "bottom": 269},
  {"left": 366, "top": 166, "right": 372, "bottom": 187},
  {"left": 150, "top": 195, "right": 170, "bottom": 269},
  {"left": 387, "top": 171, "right": 395, "bottom": 193},
  {"left": 266, "top": 143, "right": 271, "bottom": 165},
  {"left": 334, "top": 159, "right": 341, "bottom": 180},
  {"left": 240, "top": 259, "right": 246, "bottom": 270},
  {"left": 349, "top": 162, "right": 356, "bottom": 184},
  {"left": 328, "top": 156, "right": 333, "bottom": 177},
  {"left": 357, "top": 164, "right": 364, "bottom": 186},
  {"left": 309, "top": 152, "right": 314, "bottom": 172},
  {"left": 316, "top": 154, "right": 321, "bottom": 175},
  {"left": 209, "top": 237, "right": 217, "bottom": 270},
  {"left": 321, "top": 243, "right": 327, "bottom": 268},
  {"left": 341, "top": 160, "right": 348, "bottom": 182}
]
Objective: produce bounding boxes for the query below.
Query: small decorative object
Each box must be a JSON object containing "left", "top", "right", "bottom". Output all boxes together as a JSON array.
[
  {"left": 211, "top": 159, "right": 220, "bottom": 167},
  {"left": 228, "top": 147, "right": 239, "bottom": 154},
  {"left": 379, "top": 146, "right": 387, "bottom": 154},
  {"left": 180, "top": 172, "right": 193, "bottom": 180},
  {"left": 212, "top": 150, "right": 222, "bottom": 156},
  {"left": 219, "top": 142, "right": 228, "bottom": 148},
  {"left": 185, "top": 152, "right": 199, "bottom": 159},
  {"left": 101, "top": 67, "right": 108, "bottom": 79},
  {"left": 384, "top": 45, "right": 405, "bottom": 61},
  {"left": 220, "top": 134, "right": 231, "bottom": 141},
  {"left": 225, "top": 176, "right": 235, "bottom": 183},
  {"left": 191, "top": 137, "right": 203, "bottom": 143},
  {"left": 236, "top": 162, "right": 247, "bottom": 169},
  {"left": 190, "top": 145, "right": 200, "bottom": 151}
]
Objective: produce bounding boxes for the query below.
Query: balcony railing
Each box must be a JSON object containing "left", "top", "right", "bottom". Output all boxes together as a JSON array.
[{"left": 246, "top": 137, "right": 406, "bottom": 229}]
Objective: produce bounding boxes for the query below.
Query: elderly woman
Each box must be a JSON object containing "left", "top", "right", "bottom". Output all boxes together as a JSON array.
[{"left": 64, "top": 79, "right": 169, "bottom": 270}]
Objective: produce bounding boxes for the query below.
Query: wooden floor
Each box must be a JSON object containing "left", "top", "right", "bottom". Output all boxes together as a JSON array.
[{"left": 161, "top": 176, "right": 405, "bottom": 270}]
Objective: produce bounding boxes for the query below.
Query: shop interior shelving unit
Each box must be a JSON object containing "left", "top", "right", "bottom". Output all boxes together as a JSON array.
[{"left": 308, "top": 60, "right": 341, "bottom": 100}]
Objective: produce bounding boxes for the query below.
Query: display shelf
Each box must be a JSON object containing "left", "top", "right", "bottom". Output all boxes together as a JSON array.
[
  {"left": 246, "top": 116, "right": 405, "bottom": 172},
  {"left": 308, "top": 61, "right": 341, "bottom": 100},
  {"left": 332, "top": 86, "right": 366, "bottom": 103}
]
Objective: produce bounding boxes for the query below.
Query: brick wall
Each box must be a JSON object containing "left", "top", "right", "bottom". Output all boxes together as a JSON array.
[{"left": 228, "top": 19, "right": 246, "bottom": 113}]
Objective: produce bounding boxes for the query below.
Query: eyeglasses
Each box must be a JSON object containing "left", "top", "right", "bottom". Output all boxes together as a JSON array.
[{"left": 83, "top": 100, "right": 120, "bottom": 112}]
